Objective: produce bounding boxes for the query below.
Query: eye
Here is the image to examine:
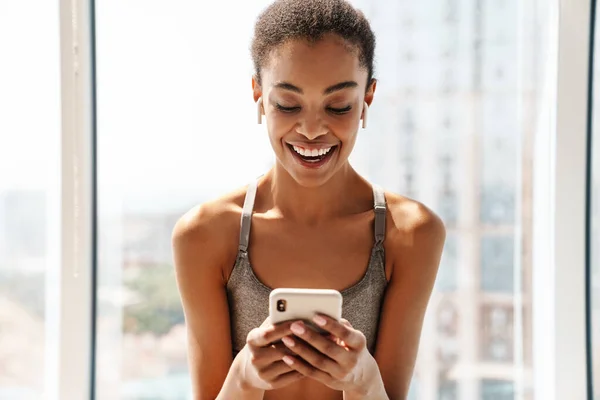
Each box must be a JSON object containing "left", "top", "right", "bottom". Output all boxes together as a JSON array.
[
  {"left": 328, "top": 105, "right": 352, "bottom": 114},
  {"left": 275, "top": 103, "right": 300, "bottom": 113}
]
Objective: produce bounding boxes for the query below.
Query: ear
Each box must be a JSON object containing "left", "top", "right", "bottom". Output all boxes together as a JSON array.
[
  {"left": 364, "top": 78, "right": 377, "bottom": 107},
  {"left": 252, "top": 75, "right": 262, "bottom": 103}
]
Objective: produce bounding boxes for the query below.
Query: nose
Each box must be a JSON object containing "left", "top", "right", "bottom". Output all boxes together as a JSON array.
[{"left": 296, "top": 113, "right": 327, "bottom": 140}]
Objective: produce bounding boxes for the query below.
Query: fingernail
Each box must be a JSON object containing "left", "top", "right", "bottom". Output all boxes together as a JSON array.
[
  {"left": 282, "top": 336, "right": 295, "bottom": 347},
  {"left": 313, "top": 315, "right": 327, "bottom": 326},
  {"left": 282, "top": 355, "right": 294, "bottom": 365},
  {"left": 291, "top": 322, "right": 305, "bottom": 335}
]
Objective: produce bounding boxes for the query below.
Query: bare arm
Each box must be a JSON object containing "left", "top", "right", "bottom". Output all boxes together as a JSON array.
[
  {"left": 373, "top": 202, "right": 446, "bottom": 399},
  {"left": 172, "top": 204, "right": 264, "bottom": 400}
]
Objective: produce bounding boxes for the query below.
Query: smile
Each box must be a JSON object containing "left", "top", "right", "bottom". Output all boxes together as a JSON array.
[{"left": 286, "top": 143, "right": 338, "bottom": 167}]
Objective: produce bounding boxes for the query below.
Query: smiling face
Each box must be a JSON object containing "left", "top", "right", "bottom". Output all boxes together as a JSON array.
[{"left": 253, "top": 33, "right": 376, "bottom": 188}]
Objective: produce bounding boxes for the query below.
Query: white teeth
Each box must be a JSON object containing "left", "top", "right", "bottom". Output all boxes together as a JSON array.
[{"left": 291, "top": 145, "right": 333, "bottom": 157}]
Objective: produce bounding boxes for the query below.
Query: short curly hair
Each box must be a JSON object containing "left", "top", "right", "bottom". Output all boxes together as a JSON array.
[{"left": 251, "top": 0, "right": 376, "bottom": 87}]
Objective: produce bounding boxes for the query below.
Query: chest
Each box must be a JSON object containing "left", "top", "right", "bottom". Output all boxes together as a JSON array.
[{"left": 246, "top": 213, "right": 375, "bottom": 292}]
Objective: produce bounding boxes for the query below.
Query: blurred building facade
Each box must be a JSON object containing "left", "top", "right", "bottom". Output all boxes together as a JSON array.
[{"left": 356, "top": 0, "right": 536, "bottom": 399}]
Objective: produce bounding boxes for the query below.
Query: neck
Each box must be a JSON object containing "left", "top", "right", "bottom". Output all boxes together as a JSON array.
[{"left": 264, "top": 161, "right": 361, "bottom": 223}]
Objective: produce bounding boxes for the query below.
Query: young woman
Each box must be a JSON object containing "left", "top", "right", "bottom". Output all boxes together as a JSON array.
[{"left": 172, "top": 1, "right": 446, "bottom": 399}]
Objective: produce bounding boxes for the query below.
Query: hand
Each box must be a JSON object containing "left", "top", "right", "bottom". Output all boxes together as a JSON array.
[
  {"left": 238, "top": 317, "right": 306, "bottom": 391},
  {"left": 279, "top": 315, "right": 379, "bottom": 393}
]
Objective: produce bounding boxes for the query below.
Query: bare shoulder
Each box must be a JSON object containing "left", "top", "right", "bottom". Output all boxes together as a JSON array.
[
  {"left": 383, "top": 191, "right": 446, "bottom": 241},
  {"left": 382, "top": 191, "right": 447, "bottom": 273},
  {"left": 171, "top": 186, "right": 248, "bottom": 279},
  {"left": 171, "top": 186, "right": 252, "bottom": 397},
  {"left": 172, "top": 186, "right": 246, "bottom": 245},
  {"left": 370, "top": 192, "right": 447, "bottom": 399}
]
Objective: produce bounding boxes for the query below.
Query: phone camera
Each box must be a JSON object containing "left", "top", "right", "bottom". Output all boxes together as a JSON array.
[{"left": 277, "top": 299, "right": 286, "bottom": 312}]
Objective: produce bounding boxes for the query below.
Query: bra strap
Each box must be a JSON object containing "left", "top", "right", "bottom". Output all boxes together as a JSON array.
[
  {"left": 238, "top": 178, "right": 259, "bottom": 253},
  {"left": 373, "top": 184, "right": 386, "bottom": 244}
]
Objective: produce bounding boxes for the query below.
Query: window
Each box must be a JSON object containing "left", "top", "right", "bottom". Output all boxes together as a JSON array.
[
  {"left": 590, "top": 1, "right": 600, "bottom": 396},
  {"left": 444, "top": 0, "right": 459, "bottom": 24},
  {"left": 4, "top": 0, "right": 597, "bottom": 397},
  {"left": 481, "top": 304, "right": 514, "bottom": 362},
  {"left": 481, "top": 380, "right": 514, "bottom": 400},
  {"left": 436, "top": 235, "right": 457, "bottom": 292},
  {"left": 592, "top": 172, "right": 600, "bottom": 399},
  {"left": 398, "top": 109, "right": 416, "bottom": 197},
  {"left": 443, "top": 116, "right": 452, "bottom": 130},
  {"left": 481, "top": 236, "right": 514, "bottom": 292},
  {"left": 402, "top": 159, "right": 416, "bottom": 198},
  {"left": 438, "top": 380, "right": 457, "bottom": 400},
  {"left": 481, "top": 185, "right": 515, "bottom": 224},
  {"left": 438, "top": 191, "right": 458, "bottom": 224},
  {"left": 407, "top": 378, "right": 419, "bottom": 400},
  {"left": 94, "top": 1, "right": 275, "bottom": 398},
  {"left": 438, "top": 154, "right": 458, "bottom": 225},
  {"left": 93, "top": 0, "right": 548, "bottom": 398},
  {"left": 0, "top": 2, "right": 60, "bottom": 398},
  {"left": 402, "top": 109, "right": 416, "bottom": 133},
  {"left": 403, "top": 50, "right": 416, "bottom": 62},
  {"left": 442, "top": 68, "right": 456, "bottom": 93},
  {"left": 436, "top": 300, "right": 459, "bottom": 364}
]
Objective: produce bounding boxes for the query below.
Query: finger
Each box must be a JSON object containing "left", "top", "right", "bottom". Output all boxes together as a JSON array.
[
  {"left": 257, "top": 360, "right": 295, "bottom": 381},
  {"left": 313, "top": 315, "right": 366, "bottom": 350},
  {"left": 330, "top": 335, "right": 346, "bottom": 348},
  {"left": 338, "top": 319, "right": 352, "bottom": 346},
  {"left": 270, "top": 370, "right": 306, "bottom": 389},
  {"left": 340, "top": 318, "right": 353, "bottom": 328},
  {"left": 247, "top": 321, "right": 294, "bottom": 348},
  {"left": 259, "top": 316, "right": 272, "bottom": 327},
  {"left": 250, "top": 342, "right": 291, "bottom": 368},
  {"left": 282, "top": 355, "right": 333, "bottom": 385},
  {"left": 281, "top": 335, "right": 345, "bottom": 378},
  {"left": 290, "top": 321, "right": 349, "bottom": 364}
]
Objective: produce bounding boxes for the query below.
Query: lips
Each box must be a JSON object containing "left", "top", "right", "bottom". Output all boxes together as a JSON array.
[{"left": 286, "top": 143, "right": 338, "bottom": 169}]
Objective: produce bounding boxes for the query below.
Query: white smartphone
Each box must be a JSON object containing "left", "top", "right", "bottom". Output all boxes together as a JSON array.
[{"left": 269, "top": 288, "right": 343, "bottom": 334}]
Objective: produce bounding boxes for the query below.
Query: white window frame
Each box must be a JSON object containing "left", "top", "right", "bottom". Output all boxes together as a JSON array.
[
  {"left": 47, "top": 0, "right": 95, "bottom": 399},
  {"left": 532, "top": 0, "right": 591, "bottom": 399}
]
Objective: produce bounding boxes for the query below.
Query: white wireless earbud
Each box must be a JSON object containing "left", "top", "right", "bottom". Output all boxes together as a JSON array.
[{"left": 257, "top": 97, "right": 263, "bottom": 124}]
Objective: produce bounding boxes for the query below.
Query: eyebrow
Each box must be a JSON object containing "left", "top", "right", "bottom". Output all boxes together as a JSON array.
[{"left": 274, "top": 80, "right": 358, "bottom": 95}]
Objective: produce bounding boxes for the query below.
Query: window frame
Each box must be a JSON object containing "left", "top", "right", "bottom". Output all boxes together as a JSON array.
[
  {"left": 50, "top": 0, "right": 96, "bottom": 399},
  {"left": 531, "top": 0, "right": 592, "bottom": 399},
  {"left": 586, "top": 0, "right": 597, "bottom": 396}
]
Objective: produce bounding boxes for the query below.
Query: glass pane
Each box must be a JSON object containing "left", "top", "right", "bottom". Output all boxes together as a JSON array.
[
  {"left": 438, "top": 380, "right": 457, "bottom": 400},
  {"left": 361, "top": 0, "right": 543, "bottom": 398},
  {"left": 591, "top": 1, "right": 600, "bottom": 397},
  {"left": 95, "top": 0, "right": 548, "bottom": 399},
  {"left": 436, "top": 234, "right": 457, "bottom": 292},
  {"left": 481, "top": 236, "right": 514, "bottom": 293},
  {"left": 94, "top": 1, "right": 276, "bottom": 398},
  {"left": 0, "top": 1, "right": 60, "bottom": 399},
  {"left": 481, "top": 380, "right": 514, "bottom": 400}
]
